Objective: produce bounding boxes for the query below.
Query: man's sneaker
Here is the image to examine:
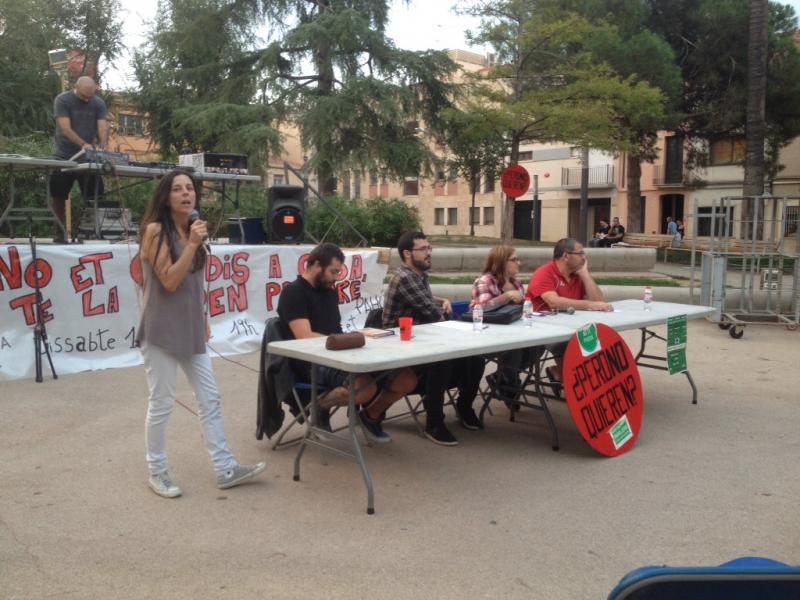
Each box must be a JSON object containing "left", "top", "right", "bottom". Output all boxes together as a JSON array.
[
  {"left": 358, "top": 409, "right": 392, "bottom": 443},
  {"left": 424, "top": 423, "right": 459, "bottom": 446},
  {"left": 456, "top": 406, "right": 483, "bottom": 431},
  {"left": 148, "top": 472, "right": 182, "bottom": 498},
  {"left": 217, "top": 462, "right": 267, "bottom": 490}
]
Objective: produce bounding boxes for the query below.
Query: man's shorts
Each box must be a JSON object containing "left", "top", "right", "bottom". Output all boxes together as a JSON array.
[
  {"left": 49, "top": 170, "right": 104, "bottom": 200},
  {"left": 290, "top": 359, "right": 396, "bottom": 392}
]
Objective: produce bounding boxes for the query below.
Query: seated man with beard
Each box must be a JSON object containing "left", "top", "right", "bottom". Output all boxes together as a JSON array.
[{"left": 277, "top": 243, "right": 416, "bottom": 443}]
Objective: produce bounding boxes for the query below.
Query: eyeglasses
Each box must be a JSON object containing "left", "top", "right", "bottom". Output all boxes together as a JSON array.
[
  {"left": 508, "top": 257, "right": 520, "bottom": 263},
  {"left": 411, "top": 246, "right": 433, "bottom": 253},
  {"left": 566, "top": 251, "right": 586, "bottom": 256}
]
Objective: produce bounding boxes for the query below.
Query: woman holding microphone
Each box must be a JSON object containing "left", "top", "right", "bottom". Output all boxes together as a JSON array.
[{"left": 137, "top": 170, "right": 265, "bottom": 498}]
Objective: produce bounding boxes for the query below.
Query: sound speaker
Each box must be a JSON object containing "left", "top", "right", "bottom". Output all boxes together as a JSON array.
[{"left": 267, "top": 185, "right": 305, "bottom": 244}]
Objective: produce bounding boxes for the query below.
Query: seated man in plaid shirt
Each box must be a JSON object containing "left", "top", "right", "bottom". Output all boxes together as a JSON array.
[{"left": 382, "top": 231, "right": 485, "bottom": 445}]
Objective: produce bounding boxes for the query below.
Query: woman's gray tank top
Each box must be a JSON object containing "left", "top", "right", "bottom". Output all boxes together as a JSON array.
[{"left": 137, "top": 238, "right": 206, "bottom": 356}]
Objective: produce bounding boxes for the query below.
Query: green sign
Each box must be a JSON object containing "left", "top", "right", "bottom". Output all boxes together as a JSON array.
[
  {"left": 576, "top": 323, "right": 600, "bottom": 356},
  {"left": 610, "top": 415, "right": 634, "bottom": 450},
  {"left": 666, "top": 315, "right": 688, "bottom": 375}
]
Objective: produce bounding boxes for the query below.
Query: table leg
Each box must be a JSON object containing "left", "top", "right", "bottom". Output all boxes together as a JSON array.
[
  {"left": 635, "top": 327, "right": 699, "bottom": 405},
  {"left": 347, "top": 373, "right": 375, "bottom": 514},
  {"left": 293, "top": 366, "right": 316, "bottom": 482}
]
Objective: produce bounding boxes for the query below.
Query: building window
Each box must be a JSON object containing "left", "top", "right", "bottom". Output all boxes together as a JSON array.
[
  {"left": 696, "top": 206, "right": 734, "bottom": 237},
  {"left": 369, "top": 171, "right": 379, "bottom": 186},
  {"left": 710, "top": 138, "right": 746, "bottom": 165},
  {"left": 470, "top": 207, "right": 480, "bottom": 225},
  {"left": 118, "top": 114, "right": 144, "bottom": 136},
  {"left": 434, "top": 207, "right": 445, "bottom": 225},
  {"left": 484, "top": 174, "right": 495, "bottom": 193},
  {"left": 273, "top": 174, "right": 284, "bottom": 186},
  {"left": 518, "top": 151, "right": 533, "bottom": 161},
  {"left": 436, "top": 170, "right": 446, "bottom": 183},
  {"left": 403, "top": 178, "right": 419, "bottom": 196},
  {"left": 447, "top": 207, "right": 458, "bottom": 225},
  {"left": 483, "top": 207, "right": 495, "bottom": 225}
]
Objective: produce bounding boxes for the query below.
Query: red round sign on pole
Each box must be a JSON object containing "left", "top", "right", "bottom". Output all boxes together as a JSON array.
[
  {"left": 500, "top": 164, "right": 531, "bottom": 198},
  {"left": 561, "top": 323, "right": 644, "bottom": 457}
]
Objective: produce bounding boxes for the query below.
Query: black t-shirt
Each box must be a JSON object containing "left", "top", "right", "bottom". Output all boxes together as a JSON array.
[
  {"left": 277, "top": 276, "right": 342, "bottom": 338},
  {"left": 52, "top": 91, "right": 107, "bottom": 159},
  {"left": 609, "top": 224, "right": 625, "bottom": 239}
]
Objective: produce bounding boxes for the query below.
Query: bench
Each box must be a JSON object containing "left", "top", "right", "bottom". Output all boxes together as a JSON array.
[{"left": 612, "top": 233, "right": 674, "bottom": 248}]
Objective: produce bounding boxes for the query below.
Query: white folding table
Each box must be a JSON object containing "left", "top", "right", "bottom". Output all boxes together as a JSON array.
[{"left": 267, "top": 300, "right": 714, "bottom": 514}]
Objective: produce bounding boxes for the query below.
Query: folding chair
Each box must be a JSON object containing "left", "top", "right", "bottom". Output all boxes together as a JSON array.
[
  {"left": 479, "top": 344, "right": 562, "bottom": 451},
  {"left": 608, "top": 557, "right": 800, "bottom": 600}
]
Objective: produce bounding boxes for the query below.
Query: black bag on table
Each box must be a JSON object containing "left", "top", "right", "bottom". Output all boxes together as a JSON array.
[{"left": 458, "top": 302, "right": 523, "bottom": 325}]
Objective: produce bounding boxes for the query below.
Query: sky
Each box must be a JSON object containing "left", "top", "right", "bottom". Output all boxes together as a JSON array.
[
  {"left": 107, "top": 0, "right": 800, "bottom": 90},
  {"left": 106, "top": 0, "right": 483, "bottom": 89}
]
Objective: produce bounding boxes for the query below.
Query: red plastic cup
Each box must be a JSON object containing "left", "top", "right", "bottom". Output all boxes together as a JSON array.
[{"left": 399, "top": 317, "right": 413, "bottom": 341}]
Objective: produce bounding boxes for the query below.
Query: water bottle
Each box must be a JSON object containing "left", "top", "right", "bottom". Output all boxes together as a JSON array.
[
  {"left": 643, "top": 286, "right": 653, "bottom": 311},
  {"left": 523, "top": 299, "right": 533, "bottom": 327},
  {"left": 472, "top": 303, "right": 484, "bottom": 331}
]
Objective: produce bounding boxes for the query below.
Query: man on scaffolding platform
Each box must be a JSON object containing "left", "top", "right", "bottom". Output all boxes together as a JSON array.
[{"left": 49, "top": 76, "right": 108, "bottom": 243}]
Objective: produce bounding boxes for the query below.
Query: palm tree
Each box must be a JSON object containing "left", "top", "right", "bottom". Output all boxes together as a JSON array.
[{"left": 742, "top": 0, "right": 769, "bottom": 238}]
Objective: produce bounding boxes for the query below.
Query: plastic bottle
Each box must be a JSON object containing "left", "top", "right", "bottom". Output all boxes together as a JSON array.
[
  {"left": 472, "top": 303, "right": 484, "bottom": 331},
  {"left": 523, "top": 299, "right": 533, "bottom": 327},
  {"left": 643, "top": 285, "right": 653, "bottom": 311}
]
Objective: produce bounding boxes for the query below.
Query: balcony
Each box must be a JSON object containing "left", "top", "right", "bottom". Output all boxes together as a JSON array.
[
  {"left": 561, "top": 164, "right": 615, "bottom": 189},
  {"left": 652, "top": 164, "right": 687, "bottom": 187}
]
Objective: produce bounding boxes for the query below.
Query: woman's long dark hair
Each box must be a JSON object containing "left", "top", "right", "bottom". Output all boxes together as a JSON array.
[{"left": 139, "top": 169, "right": 206, "bottom": 271}]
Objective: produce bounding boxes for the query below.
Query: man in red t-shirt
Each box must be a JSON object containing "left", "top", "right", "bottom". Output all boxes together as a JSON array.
[{"left": 526, "top": 238, "right": 612, "bottom": 385}]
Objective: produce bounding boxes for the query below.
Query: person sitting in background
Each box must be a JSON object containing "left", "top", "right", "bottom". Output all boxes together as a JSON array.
[
  {"left": 383, "top": 231, "right": 485, "bottom": 444},
  {"left": 603, "top": 217, "right": 625, "bottom": 246},
  {"left": 526, "top": 238, "right": 612, "bottom": 388},
  {"left": 470, "top": 245, "right": 526, "bottom": 406},
  {"left": 587, "top": 220, "right": 610, "bottom": 247}
]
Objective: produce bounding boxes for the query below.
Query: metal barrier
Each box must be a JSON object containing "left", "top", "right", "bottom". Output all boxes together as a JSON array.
[{"left": 687, "top": 195, "right": 799, "bottom": 338}]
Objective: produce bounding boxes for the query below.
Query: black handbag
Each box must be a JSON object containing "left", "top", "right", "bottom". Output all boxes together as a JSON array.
[{"left": 458, "top": 302, "right": 523, "bottom": 325}]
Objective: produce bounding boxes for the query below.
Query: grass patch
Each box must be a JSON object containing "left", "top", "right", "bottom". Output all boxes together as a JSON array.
[
  {"left": 427, "top": 235, "right": 551, "bottom": 247},
  {"left": 657, "top": 247, "right": 796, "bottom": 273},
  {"left": 594, "top": 277, "right": 680, "bottom": 287},
  {"left": 384, "top": 274, "right": 680, "bottom": 287}
]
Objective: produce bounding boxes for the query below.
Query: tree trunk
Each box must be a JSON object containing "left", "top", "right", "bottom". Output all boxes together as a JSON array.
[
  {"left": 313, "top": 0, "right": 336, "bottom": 196},
  {"left": 626, "top": 154, "right": 643, "bottom": 233},
  {"left": 742, "top": 0, "right": 768, "bottom": 239},
  {"left": 470, "top": 172, "right": 477, "bottom": 237}
]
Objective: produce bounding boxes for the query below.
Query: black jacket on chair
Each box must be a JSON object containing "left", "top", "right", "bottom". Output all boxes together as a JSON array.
[{"left": 255, "top": 318, "right": 295, "bottom": 440}]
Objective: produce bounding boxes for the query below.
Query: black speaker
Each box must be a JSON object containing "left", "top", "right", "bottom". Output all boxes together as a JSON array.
[{"left": 266, "top": 185, "right": 305, "bottom": 244}]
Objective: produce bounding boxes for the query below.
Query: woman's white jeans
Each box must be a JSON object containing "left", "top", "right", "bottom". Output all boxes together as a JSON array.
[{"left": 142, "top": 343, "right": 237, "bottom": 476}]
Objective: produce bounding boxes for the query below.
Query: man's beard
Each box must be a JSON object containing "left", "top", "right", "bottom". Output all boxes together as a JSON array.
[
  {"left": 412, "top": 256, "right": 430, "bottom": 272},
  {"left": 314, "top": 271, "right": 334, "bottom": 290}
]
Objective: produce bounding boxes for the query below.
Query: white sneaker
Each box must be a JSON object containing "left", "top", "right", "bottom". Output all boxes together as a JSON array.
[
  {"left": 216, "top": 462, "right": 267, "bottom": 490},
  {"left": 148, "top": 472, "right": 182, "bottom": 498}
]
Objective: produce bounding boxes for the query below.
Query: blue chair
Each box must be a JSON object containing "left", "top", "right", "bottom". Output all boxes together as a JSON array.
[
  {"left": 608, "top": 557, "right": 800, "bottom": 600},
  {"left": 450, "top": 300, "right": 471, "bottom": 320}
]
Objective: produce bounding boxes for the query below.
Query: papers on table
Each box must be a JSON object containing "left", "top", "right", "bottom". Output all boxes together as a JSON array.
[{"left": 431, "top": 320, "right": 478, "bottom": 331}]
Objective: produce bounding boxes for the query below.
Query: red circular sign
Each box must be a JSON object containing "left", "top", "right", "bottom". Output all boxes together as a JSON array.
[
  {"left": 500, "top": 164, "right": 531, "bottom": 198},
  {"left": 562, "top": 323, "right": 644, "bottom": 457}
]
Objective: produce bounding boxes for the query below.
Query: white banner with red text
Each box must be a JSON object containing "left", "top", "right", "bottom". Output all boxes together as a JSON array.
[{"left": 0, "top": 244, "right": 386, "bottom": 381}]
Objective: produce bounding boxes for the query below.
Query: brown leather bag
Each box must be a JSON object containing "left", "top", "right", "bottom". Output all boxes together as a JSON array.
[{"left": 325, "top": 332, "right": 365, "bottom": 351}]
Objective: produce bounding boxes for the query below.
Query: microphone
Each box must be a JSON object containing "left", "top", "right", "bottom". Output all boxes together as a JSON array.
[{"left": 188, "top": 209, "right": 211, "bottom": 253}]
